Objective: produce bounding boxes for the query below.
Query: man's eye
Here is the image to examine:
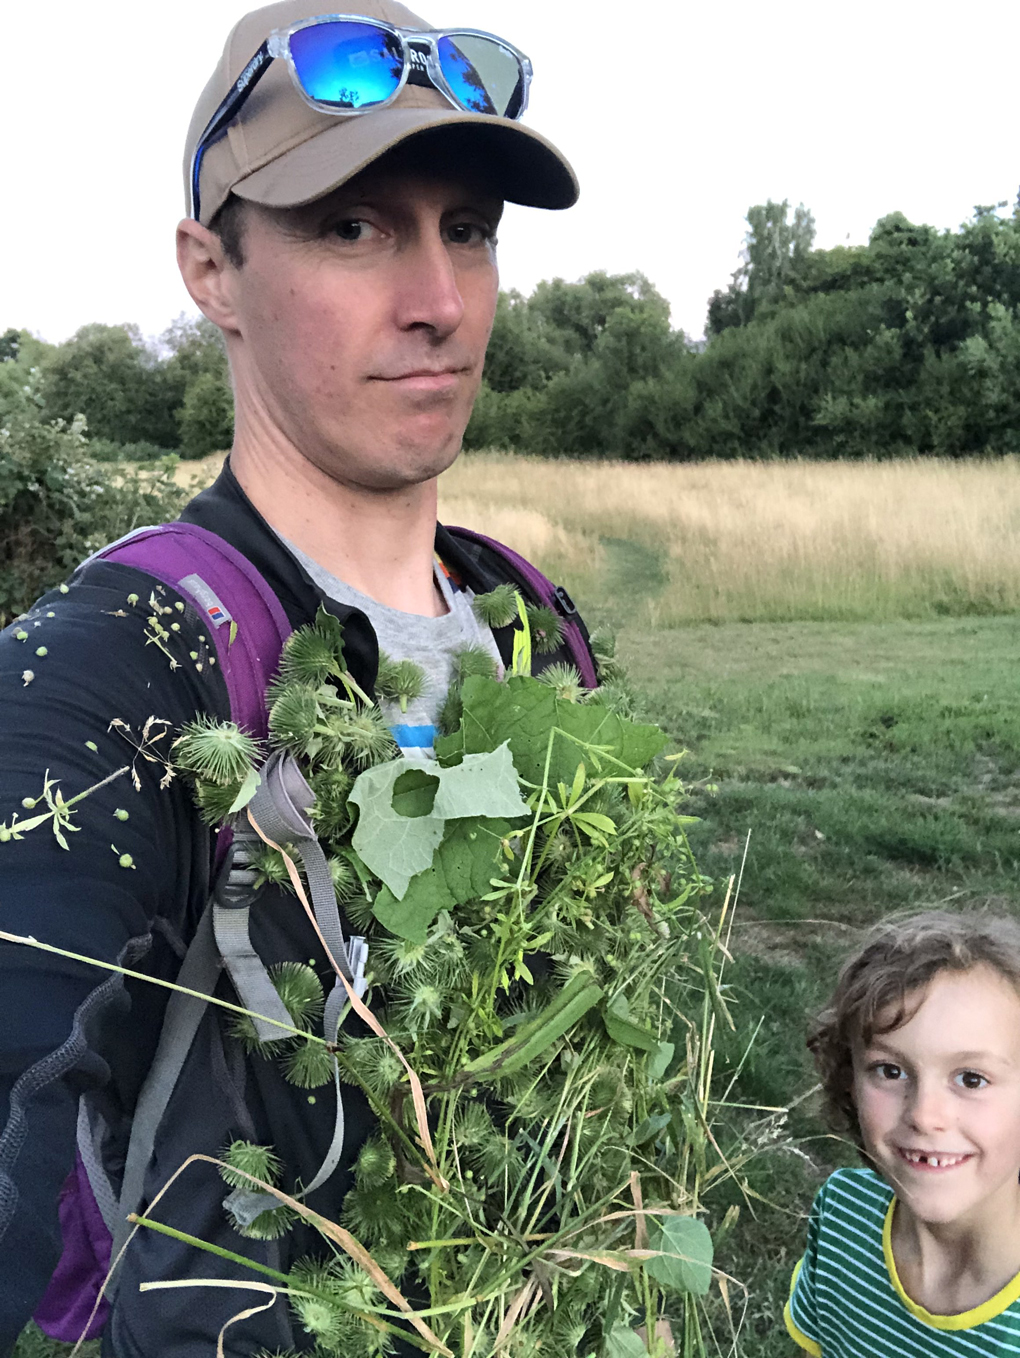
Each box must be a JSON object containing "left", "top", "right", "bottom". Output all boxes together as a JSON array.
[
  {"left": 333, "top": 219, "right": 372, "bottom": 242},
  {"left": 955, "top": 1070, "right": 988, "bottom": 1090},
  {"left": 446, "top": 222, "right": 493, "bottom": 246}
]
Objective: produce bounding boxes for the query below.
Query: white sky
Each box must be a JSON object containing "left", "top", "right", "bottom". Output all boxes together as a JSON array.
[{"left": 5, "top": 0, "right": 1020, "bottom": 344}]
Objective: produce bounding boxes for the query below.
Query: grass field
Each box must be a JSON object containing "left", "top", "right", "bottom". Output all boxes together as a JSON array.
[{"left": 20, "top": 453, "right": 1020, "bottom": 1355}]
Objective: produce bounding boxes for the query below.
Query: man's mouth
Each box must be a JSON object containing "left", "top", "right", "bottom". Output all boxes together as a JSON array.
[{"left": 896, "top": 1147, "right": 973, "bottom": 1171}]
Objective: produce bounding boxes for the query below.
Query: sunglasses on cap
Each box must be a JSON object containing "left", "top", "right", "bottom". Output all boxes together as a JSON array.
[{"left": 190, "top": 14, "right": 534, "bottom": 222}]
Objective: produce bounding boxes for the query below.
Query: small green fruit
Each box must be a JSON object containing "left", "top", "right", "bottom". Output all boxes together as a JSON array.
[
  {"left": 114, "top": 809, "right": 129, "bottom": 821},
  {"left": 35, "top": 647, "right": 47, "bottom": 657},
  {"left": 118, "top": 853, "right": 134, "bottom": 869}
]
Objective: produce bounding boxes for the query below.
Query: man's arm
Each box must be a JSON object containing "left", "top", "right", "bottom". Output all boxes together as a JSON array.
[{"left": 0, "top": 562, "right": 223, "bottom": 1350}]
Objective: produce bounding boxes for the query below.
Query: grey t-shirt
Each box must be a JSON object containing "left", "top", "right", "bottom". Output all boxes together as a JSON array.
[{"left": 281, "top": 536, "right": 502, "bottom": 759}]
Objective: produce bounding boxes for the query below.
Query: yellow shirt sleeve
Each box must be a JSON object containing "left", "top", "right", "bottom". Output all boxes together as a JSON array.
[{"left": 784, "top": 1258, "right": 822, "bottom": 1356}]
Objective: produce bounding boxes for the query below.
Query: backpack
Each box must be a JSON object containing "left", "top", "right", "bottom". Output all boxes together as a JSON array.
[{"left": 32, "top": 519, "right": 597, "bottom": 1343}]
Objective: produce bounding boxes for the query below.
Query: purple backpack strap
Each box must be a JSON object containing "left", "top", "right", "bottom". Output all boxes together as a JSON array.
[
  {"left": 446, "top": 526, "right": 598, "bottom": 690},
  {"left": 97, "top": 521, "right": 292, "bottom": 742},
  {"left": 33, "top": 521, "right": 291, "bottom": 1344}
]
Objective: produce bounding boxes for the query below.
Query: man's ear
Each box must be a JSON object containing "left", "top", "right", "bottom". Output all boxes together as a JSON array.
[{"left": 176, "top": 219, "right": 240, "bottom": 334}]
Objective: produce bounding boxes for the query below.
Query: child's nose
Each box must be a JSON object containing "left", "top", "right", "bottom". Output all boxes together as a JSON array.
[{"left": 905, "top": 1077, "right": 951, "bottom": 1133}]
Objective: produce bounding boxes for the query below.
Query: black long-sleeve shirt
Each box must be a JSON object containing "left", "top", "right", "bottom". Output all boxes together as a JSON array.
[{"left": 0, "top": 461, "right": 586, "bottom": 1356}]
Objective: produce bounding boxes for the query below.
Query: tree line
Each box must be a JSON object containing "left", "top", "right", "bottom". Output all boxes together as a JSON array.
[{"left": 5, "top": 194, "right": 1020, "bottom": 461}]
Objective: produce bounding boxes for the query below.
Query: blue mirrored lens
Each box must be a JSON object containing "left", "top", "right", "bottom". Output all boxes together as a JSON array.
[
  {"left": 437, "top": 36, "right": 523, "bottom": 117},
  {"left": 290, "top": 21, "right": 402, "bottom": 109}
]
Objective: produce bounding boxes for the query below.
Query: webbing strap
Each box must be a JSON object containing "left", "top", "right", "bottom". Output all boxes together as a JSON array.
[
  {"left": 211, "top": 834, "right": 293, "bottom": 1044},
  {"left": 110, "top": 904, "right": 221, "bottom": 1269},
  {"left": 76, "top": 1101, "right": 120, "bottom": 1236}
]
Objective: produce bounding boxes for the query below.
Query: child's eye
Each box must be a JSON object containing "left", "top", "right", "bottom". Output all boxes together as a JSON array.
[
  {"left": 874, "top": 1062, "right": 905, "bottom": 1081},
  {"left": 955, "top": 1070, "right": 988, "bottom": 1090}
]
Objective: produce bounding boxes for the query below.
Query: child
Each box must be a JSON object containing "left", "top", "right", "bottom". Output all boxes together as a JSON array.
[{"left": 786, "top": 911, "right": 1020, "bottom": 1355}]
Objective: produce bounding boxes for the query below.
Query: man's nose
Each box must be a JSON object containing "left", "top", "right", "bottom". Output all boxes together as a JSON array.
[{"left": 394, "top": 230, "right": 466, "bottom": 339}]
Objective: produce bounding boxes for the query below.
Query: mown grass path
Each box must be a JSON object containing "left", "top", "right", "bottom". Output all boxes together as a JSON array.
[{"left": 623, "top": 615, "right": 1020, "bottom": 1353}]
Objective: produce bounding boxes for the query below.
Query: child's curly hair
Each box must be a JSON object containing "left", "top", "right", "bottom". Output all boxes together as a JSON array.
[{"left": 808, "top": 910, "right": 1020, "bottom": 1150}]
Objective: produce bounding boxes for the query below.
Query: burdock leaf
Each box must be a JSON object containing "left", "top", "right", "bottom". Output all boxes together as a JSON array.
[
  {"left": 446, "top": 676, "right": 666, "bottom": 789},
  {"left": 432, "top": 743, "right": 529, "bottom": 821},
  {"left": 643, "top": 1215, "right": 713, "bottom": 1295},
  {"left": 350, "top": 761, "right": 447, "bottom": 900},
  {"left": 606, "top": 1329, "right": 649, "bottom": 1358},
  {"left": 372, "top": 817, "right": 510, "bottom": 942},
  {"left": 350, "top": 746, "right": 527, "bottom": 901}
]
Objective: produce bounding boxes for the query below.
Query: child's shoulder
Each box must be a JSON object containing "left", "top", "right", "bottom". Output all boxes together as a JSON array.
[{"left": 816, "top": 1166, "right": 893, "bottom": 1220}]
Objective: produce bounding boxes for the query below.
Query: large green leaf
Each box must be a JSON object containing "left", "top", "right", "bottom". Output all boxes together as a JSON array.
[
  {"left": 439, "top": 675, "right": 666, "bottom": 790},
  {"left": 372, "top": 818, "right": 511, "bottom": 943},
  {"left": 605, "top": 1328, "right": 649, "bottom": 1358},
  {"left": 350, "top": 743, "right": 528, "bottom": 901},
  {"left": 644, "top": 1215, "right": 713, "bottom": 1295},
  {"left": 602, "top": 992, "right": 657, "bottom": 1051}
]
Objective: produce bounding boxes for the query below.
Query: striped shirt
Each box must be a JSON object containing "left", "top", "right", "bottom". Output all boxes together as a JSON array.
[{"left": 786, "top": 1168, "right": 1020, "bottom": 1356}]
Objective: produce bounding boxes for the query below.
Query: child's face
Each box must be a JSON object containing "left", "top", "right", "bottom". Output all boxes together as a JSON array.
[{"left": 854, "top": 964, "right": 1020, "bottom": 1228}]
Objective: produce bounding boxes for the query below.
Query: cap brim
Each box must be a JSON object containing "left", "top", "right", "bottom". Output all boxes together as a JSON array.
[{"left": 231, "top": 106, "right": 578, "bottom": 212}]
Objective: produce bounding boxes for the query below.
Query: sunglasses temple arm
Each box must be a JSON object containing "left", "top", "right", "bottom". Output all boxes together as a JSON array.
[{"left": 189, "top": 39, "right": 274, "bottom": 221}]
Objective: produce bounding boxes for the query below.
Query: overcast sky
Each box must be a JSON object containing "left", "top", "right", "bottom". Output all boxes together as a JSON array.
[{"left": 5, "top": 0, "right": 1019, "bottom": 344}]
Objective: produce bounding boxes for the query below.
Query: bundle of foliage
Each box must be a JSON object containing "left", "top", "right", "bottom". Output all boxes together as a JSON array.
[
  {"left": 170, "top": 606, "right": 731, "bottom": 1358},
  {"left": 0, "top": 375, "right": 187, "bottom": 623}
]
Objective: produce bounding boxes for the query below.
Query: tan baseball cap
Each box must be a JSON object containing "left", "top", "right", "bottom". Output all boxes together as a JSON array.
[{"left": 184, "top": 0, "right": 579, "bottom": 225}]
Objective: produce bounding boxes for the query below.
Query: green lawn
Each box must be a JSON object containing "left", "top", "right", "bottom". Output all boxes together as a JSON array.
[
  {"left": 17, "top": 614, "right": 1020, "bottom": 1356},
  {"left": 620, "top": 615, "right": 1020, "bottom": 1354}
]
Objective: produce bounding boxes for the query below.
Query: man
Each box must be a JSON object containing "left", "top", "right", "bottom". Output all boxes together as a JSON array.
[{"left": 0, "top": 2, "right": 587, "bottom": 1352}]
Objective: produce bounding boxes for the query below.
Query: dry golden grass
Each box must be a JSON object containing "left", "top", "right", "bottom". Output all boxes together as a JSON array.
[
  {"left": 175, "top": 451, "right": 1020, "bottom": 623},
  {"left": 440, "top": 454, "right": 1020, "bottom": 623}
]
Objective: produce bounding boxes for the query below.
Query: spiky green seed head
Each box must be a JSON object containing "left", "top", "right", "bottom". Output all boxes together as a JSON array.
[
  {"left": 332, "top": 707, "right": 397, "bottom": 768},
  {"left": 526, "top": 604, "right": 564, "bottom": 655},
  {"left": 271, "top": 961, "right": 324, "bottom": 1029},
  {"left": 267, "top": 684, "right": 321, "bottom": 753},
  {"left": 590, "top": 624, "right": 617, "bottom": 659},
  {"left": 219, "top": 1140, "right": 282, "bottom": 1190},
  {"left": 328, "top": 853, "right": 356, "bottom": 903},
  {"left": 309, "top": 768, "right": 354, "bottom": 837},
  {"left": 472, "top": 583, "right": 521, "bottom": 629},
  {"left": 401, "top": 981, "right": 443, "bottom": 1033},
  {"left": 538, "top": 662, "right": 585, "bottom": 703},
  {"left": 436, "top": 684, "right": 463, "bottom": 737},
  {"left": 277, "top": 624, "right": 341, "bottom": 688},
  {"left": 193, "top": 778, "right": 246, "bottom": 827},
  {"left": 454, "top": 645, "right": 499, "bottom": 681},
  {"left": 377, "top": 935, "right": 431, "bottom": 978},
  {"left": 375, "top": 654, "right": 426, "bottom": 713},
  {"left": 249, "top": 841, "right": 293, "bottom": 888},
  {"left": 232, "top": 1203, "right": 297, "bottom": 1241},
  {"left": 331, "top": 1264, "right": 381, "bottom": 1313},
  {"left": 282, "top": 1037, "right": 335, "bottom": 1089},
  {"left": 294, "top": 1297, "right": 341, "bottom": 1343},
  {"left": 341, "top": 1038, "right": 405, "bottom": 1099},
  {"left": 587, "top": 681, "right": 634, "bottom": 717},
  {"left": 174, "top": 716, "right": 260, "bottom": 786},
  {"left": 355, "top": 1138, "right": 396, "bottom": 1189}
]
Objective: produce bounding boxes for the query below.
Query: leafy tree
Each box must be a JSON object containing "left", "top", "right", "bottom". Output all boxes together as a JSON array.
[
  {"left": 40, "top": 323, "right": 180, "bottom": 448},
  {"left": 708, "top": 200, "right": 816, "bottom": 334},
  {"left": 178, "top": 370, "right": 234, "bottom": 459}
]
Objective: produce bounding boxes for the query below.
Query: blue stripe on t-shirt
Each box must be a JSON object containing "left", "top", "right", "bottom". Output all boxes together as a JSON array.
[{"left": 390, "top": 724, "right": 436, "bottom": 749}]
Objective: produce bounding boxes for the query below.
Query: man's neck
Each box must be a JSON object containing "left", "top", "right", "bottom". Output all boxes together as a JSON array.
[{"left": 230, "top": 440, "right": 444, "bottom": 617}]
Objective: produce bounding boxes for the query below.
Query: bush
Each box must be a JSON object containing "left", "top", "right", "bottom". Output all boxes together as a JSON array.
[
  {"left": 0, "top": 394, "right": 188, "bottom": 624},
  {"left": 86, "top": 437, "right": 178, "bottom": 463},
  {"left": 178, "top": 370, "right": 234, "bottom": 459}
]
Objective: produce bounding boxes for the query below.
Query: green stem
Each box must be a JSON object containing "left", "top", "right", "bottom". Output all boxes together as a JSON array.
[{"left": 128, "top": 1213, "right": 294, "bottom": 1286}]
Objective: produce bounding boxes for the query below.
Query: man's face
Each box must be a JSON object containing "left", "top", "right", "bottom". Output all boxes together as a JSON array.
[
  {"left": 853, "top": 965, "right": 1020, "bottom": 1231},
  {"left": 224, "top": 166, "right": 502, "bottom": 491}
]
